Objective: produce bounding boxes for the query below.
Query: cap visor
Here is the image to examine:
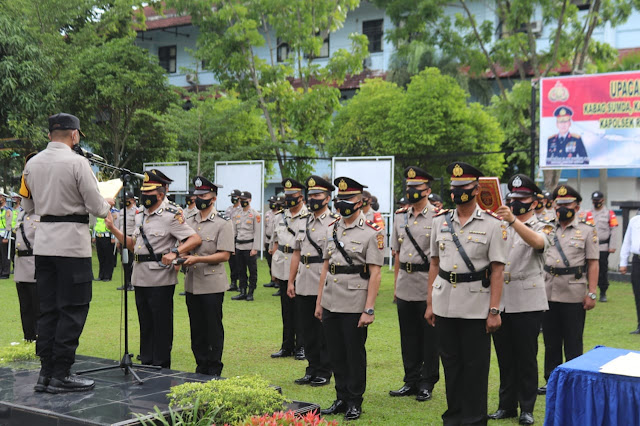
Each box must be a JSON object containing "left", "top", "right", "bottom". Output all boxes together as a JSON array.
[
  {"left": 555, "top": 198, "right": 576, "bottom": 205},
  {"left": 506, "top": 192, "right": 532, "bottom": 199},
  {"left": 140, "top": 184, "right": 162, "bottom": 191},
  {"left": 193, "top": 189, "right": 212, "bottom": 195},
  {"left": 307, "top": 189, "right": 329, "bottom": 195},
  {"left": 450, "top": 179, "right": 475, "bottom": 187}
]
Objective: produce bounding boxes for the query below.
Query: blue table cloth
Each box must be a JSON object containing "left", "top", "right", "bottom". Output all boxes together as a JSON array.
[{"left": 545, "top": 346, "right": 640, "bottom": 426}]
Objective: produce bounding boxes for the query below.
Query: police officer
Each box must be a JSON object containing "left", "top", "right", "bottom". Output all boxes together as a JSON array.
[
  {"left": 117, "top": 191, "right": 139, "bottom": 291},
  {"left": 184, "top": 192, "right": 198, "bottom": 219},
  {"left": 93, "top": 213, "right": 116, "bottom": 281},
  {"left": 263, "top": 195, "right": 279, "bottom": 288},
  {"left": 535, "top": 191, "right": 555, "bottom": 222},
  {"left": 287, "top": 175, "right": 336, "bottom": 387},
  {"left": 585, "top": 191, "right": 619, "bottom": 302},
  {"left": 269, "top": 195, "right": 286, "bottom": 296},
  {"left": 182, "top": 176, "right": 234, "bottom": 376},
  {"left": 361, "top": 191, "right": 374, "bottom": 222},
  {"left": 0, "top": 192, "right": 12, "bottom": 279},
  {"left": 21, "top": 113, "right": 114, "bottom": 393},
  {"left": 14, "top": 190, "right": 40, "bottom": 341},
  {"left": 231, "top": 191, "right": 261, "bottom": 301},
  {"left": 226, "top": 189, "right": 242, "bottom": 291},
  {"left": 546, "top": 106, "right": 589, "bottom": 165},
  {"left": 425, "top": 162, "right": 508, "bottom": 426},
  {"left": 428, "top": 193, "right": 443, "bottom": 210},
  {"left": 489, "top": 174, "right": 553, "bottom": 425},
  {"left": 538, "top": 184, "right": 598, "bottom": 395},
  {"left": 271, "top": 178, "right": 308, "bottom": 359},
  {"left": 106, "top": 169, "right": 201, "bottom": 369},
  {"left": 389, "top": 166, "right": 440, "bottom": 402},
  {"left": 317, "top": 177, "right": 385, "bottom": 421}
]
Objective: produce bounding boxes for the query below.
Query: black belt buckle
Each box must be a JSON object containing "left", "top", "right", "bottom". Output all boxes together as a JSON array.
[
  {"left": 449, "top": 271, "right": 457, "bottom": 284},
  {"left": 504, "top": 272, "right": 511, "bottom": 284},
  {"left": 302, "top": 255, "right": 308, "bottom": 265},
  {"left": 575, "top": 267, "right": 583, "bottom": 280},
  {"left": 405, "top": 262, "right": 412, "bottom": 273},
  {"left": 330, "top": 264, "right": 336, "bottom": 275},
  {"left": 134, "top": 253, "right": 139, "bottom": 262}
]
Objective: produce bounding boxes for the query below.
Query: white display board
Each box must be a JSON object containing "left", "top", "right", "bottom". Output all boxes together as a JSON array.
[
  {"left": 214, "top": 161, "right": 265, "bottom": 212},
  {"left": 142, "top": 162, "right": 189, "bottom": 193},
  {"left": 332, "top": 156, "right": 394, "bottom": 214}
]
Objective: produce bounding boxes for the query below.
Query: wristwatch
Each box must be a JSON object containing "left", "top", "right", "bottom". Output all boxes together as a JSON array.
[
  {"left": 170, "top": 247, "right": 180, "bottom": 256},
  {"left": 588, "top": 292, "right": 597, "bottom": 300},
  {"left": 363, "top": 308, "right": 375, "bottom": 315},
  {"left": 489, "top": 307, "right": 501, "bottom": 315}
]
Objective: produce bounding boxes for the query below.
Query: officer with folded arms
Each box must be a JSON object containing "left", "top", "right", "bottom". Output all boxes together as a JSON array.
[{"left": 107, "top": 169, "right": 201, "bottom": 368}]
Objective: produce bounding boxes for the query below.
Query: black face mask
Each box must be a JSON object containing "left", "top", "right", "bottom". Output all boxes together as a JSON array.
[
  {"left": 362, "top": 198, "right": 370, "bottom": 207},
  {"left": 545, "top": 201, "right": 553, "bottom": 209},
  {"left": 141, "top": 194, "right": 158, "bottom": 208},
  {"left": 308, "top": 196, "right": 328, "bottom": 212},
  {"left": 125, "top": 200, "right": 132, "bottom": 207},
  {"left": 556, "top": 206, "right": 575, "bottom": 221},
  {"left": 240, "top": 200, "right": 249, "bottom": 208},
  {"left": 335, "top": 199, "right": 360, "bottom": 217},
  {"left": 195, "top": 197, "right": 212, "bottom": 210},
  {"left": 406, "top": 187, "right": 426, "bottom": 203},
  {"left": 593, "top": 201, "right": 604, "bottom": 209},
  {"left": 269, "top": 203, "right": 277, "bottom": 210},
  {"left": 186, "top": 199, "right": 194, "bottom": 206},
  {"left": 451, "top": 187, "right": 475, "bottom": 205},
  {"left": 231, "top": 197, "right": 238, "bottom": 204},
  {"left": 509, "top": 200, "right": 534, "bottom": 216},
  {"left": 535, "top": 201, "right": 544, "bottom": 211},
  {"left": 285, "top": 195, "right": 301, "bottom": 208}
]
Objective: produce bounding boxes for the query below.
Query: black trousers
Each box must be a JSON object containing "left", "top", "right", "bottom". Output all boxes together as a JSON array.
[
  {"left": 396, "top": 298, "right": 439, "bottom": 391},
  {"left": 264, "top": 243, "right": 273, "bottom": 277},
  {"left": 236, "top": 249, "right": 257, "bottom": 290},
  {"left": 16, "top": 281, "right": 39, "bottom": 341},
  {"left": 186, "top": 292, "right": 224, "bottom": 376},
  {"left": 632, "top": 255, "right": 640, "bottom": 328},
  {"left": 436, "top": 316, "right": 490, "bottom": 426},
  {"left": 492, "top": 311, "right": 543, "bottom": 413},
  {"left": 542, "top": 302, "right": 586, "bottom": 380},
  {"left": 229, "top": 253, "right": 239, "bottom": 284},
  {"left": 123, "top": 248, "right": 134, "bottom": 285},
  {"left": 598, "top": 251, "right": 610, "bottom": 293},
  {"left": 277, "top": 279, "right": 303, "bottom": 352},
  {"left": 96, "top": 236, "right": 116, "bottom": 280},
  {"left": 0, "top": 241, "right": 10, "bottom": 276},
  {"left": 297, "top": 295, "right": 331, "bottom": 379},
  {"left": 322, "top": 309, "right": 367, "bottom": 406},
  {"left": 35, "top": 256, "right": 92, "bottom": 378},
  {"left": 134, "top": 285, "right": 175, "bottom": 368}
]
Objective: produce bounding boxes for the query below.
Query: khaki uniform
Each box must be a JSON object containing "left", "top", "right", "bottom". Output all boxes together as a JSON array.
[
  {"left": 536, "top": 209, "right": 555, "bottom": 223},
  {"left": 118, "top": 204, "right": 139, "bottom": 235},
  {"left": 185, "top": 206, "right": 198, "bottom": 220},
  {"left": 294, "top": 211, "right": 337, "bottom": 296},
  {"left": 14, "top": 211, "right": 39, "bottom": 283},
  {"left": 271, "top": 206, "right": 308, "bottom": 281},
  {"left": 322, "top": 212, "right": 386, "bottom": 313},
  {"left": 22, "top": 142, "right": 111, "bottom": 257},
  {"left": 430, "top": 206, "right": 509, "bottom": 319},
  {"left": 185, "top": 210, "right": 235, "bottom": 294},
  {"left": 503, "top": 216, "right": 553, "bottom": 313},
  {"left": 364, "top": 209, "right": 374, "bottom": 223},
  {"left": 392, "top": 203, "right": 437, "bottom": 301},
  {"left": 234, "top": 208, "right": 261, "bottom": 251},
  {"left": 131, "top": 198, "right": 196, "bottom": 287},
  {"left": 590, "top": 208, "right": 619, "bottom": 251},
  {"left": 264, "top": 210, "right": 275, "bottom": 245},
  {"left": 225, "top": 205, "right": 241, "bottom": 285}
]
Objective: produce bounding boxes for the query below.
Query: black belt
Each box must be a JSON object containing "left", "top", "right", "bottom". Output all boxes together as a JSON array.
[
  {"left": 236, "top": 238, "right": 254, "bottom": 244},
  {"left": 266, "top": 234, "right": 272, "bottom": 239},
  {"left": 399, "top": 262, "right": 429, "bottom": 273},
  {"left": 278, "top": 246, "right": 293, "bottom": 254},
  {"left": 599, "top": 237, "right": 611, "bottom": 244},
  {"left": 41, "top": 214, "right": 89, "bottom": 224},
  {"left": 134, "top": 253, "right": 163, "bottom": 263},
  {"left": 329, "top": 263, "right": 367, "bottom": 275},
  {"left": 301, "top": 255, "right": 323, "bottom": 265},
  {"left": 544, "top": 264, "right": 585, "bottom": 276},
  {"left": 438, "top": 267, "right": 489, "bottom": 284},
  {"left": 16, "top": 249, "right": 33, "bottom": 257}
]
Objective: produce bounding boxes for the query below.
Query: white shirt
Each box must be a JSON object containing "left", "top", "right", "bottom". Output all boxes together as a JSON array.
[{"left": 620, "top": 214, "right": 640, "bottom": 267}]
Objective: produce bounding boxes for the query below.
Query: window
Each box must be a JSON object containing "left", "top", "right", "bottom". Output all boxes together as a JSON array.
[
  {"left": 303, "top": 34, "right": 330, "bottom": 59},
  {"left": 277, "top": 38, "right": 292, "bottom": 62},
  {"left": 363, "top": 19, "right": 384, "bottom": 53},
  {"left": 158, "top": 46, "right": 177, "bottom": 73}
]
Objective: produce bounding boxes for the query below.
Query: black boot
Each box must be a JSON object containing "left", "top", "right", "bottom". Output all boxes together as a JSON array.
[
  {"left": 232, "top": 289, "right": 247, "bottom": 300},
  {"left": 246, "top": 288, "right": 255, "bottom": 301},
  {"left": 272, "top": 289, "right": 282, "bottom": 297},
  {"left": 228, "top": 282, "right": 239, "bottom": 292}
]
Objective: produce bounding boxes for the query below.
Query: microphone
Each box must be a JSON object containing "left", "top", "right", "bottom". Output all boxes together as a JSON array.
[{"left": 73, "top": 145, "right": 105, "bottom": 162}]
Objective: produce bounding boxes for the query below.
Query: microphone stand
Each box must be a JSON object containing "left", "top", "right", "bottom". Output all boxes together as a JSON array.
[{"left": 76, "top": 158, "right": 161, "bottom": 384}]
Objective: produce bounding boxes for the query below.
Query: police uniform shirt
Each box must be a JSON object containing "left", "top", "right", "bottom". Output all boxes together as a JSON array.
[
  {"left": 536, "top": 209, "right": 555, "bottom": 223},
  {"left": 131, "top": 198, "right": 196, "bottom": 287},
  {"left": 321, "top": 211, "right": 386, "bottom": 314},
  {"left": 264, "top": 210, "right": 275, "bottom": 244},
  {"left": 293, "top": 211, "right": 336, "bottom": 296},
  {"left": 13, "top": 211, "right": 39, "bottom": 283},
  {"left": 430, "top": 206, "right": 509, "bottom": 319},
  {"left": 234, "top": 208, "right": 261, "bottom": 251},
  {"left": 185, "top": 210, "right": 235, "bottom": 294},
  {"left": 118, "top": 204, "right": 139, "bottom": 236},
  {"left": 271, "top": 205, "right": 309, "bottom": 281},
  {"left": 503, "top": 216, "right": 553, "bottom": 313},
  {"left": 547, "top": 133, "right": 588, "bottom": 163},
  {"left": 21, "top": 142, "right": 111, "bottom": 257},
  {"left": 590, "top": 208, "right": 620, "bottom": 251},
  {"left": 185, "top": 206, "right": 198, "bottom": 219},
  {"left": 364, "top": 209, "right": 374, "bottom": 223},
  {"left": 392, "top": 202, "right": 437, "bottom": 302},
  {"left": 544, "top": 219, "right": 599, "bottom": 303}
]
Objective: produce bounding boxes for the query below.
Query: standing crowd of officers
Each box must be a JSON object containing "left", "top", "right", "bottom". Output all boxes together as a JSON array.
[{"left": 7, "top": 112, "right": 639, "bottom": 425}]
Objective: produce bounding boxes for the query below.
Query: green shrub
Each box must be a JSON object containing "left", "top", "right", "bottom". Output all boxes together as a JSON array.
[
  {"left": 136, "top": 398, "right": 221, "bottom": 426},
  {"left": 0, "top": 341, "right": 37, "bottom": 365},
  {"left": 168, "top": 375, "right": 288, "bottom": 425}
]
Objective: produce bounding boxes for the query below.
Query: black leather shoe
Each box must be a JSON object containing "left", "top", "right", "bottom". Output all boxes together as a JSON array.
[
  {"left": 270, "top": 349, "right": 293, "bottom": 358},
  {"left": 295, "top": 348, "right": 306, "bottom": 360},
  {"left": 228, "top": 284, "right": 239, "bottom": 292},
  {"left": 231, "top": 291, "right": 247, "bottom": 300},
  {"left": 246, "top": 292, "right": 254, "bottom": 301},
  {"left": 599, "top": 294, "right": 607, "bottom": 302},
  {"left": 263, "top": 282, "right": 277, "bottom": 288},
  {"left": 537, "top": 385, "right": 547, "bottom": 395},
  {"left": 46, "top": 376, "right": 95, "bottom": 393},
  {"left": 488, "top": 409, "right": 518, "bottom": 420},
  {"left": 321, "top": 400, "right": 347, "bottom": 415},
  {"left": 630, "top": 328, "right": 640, "bottom": 335},
  {"left": 344, "top": 405, "right": 362, "bottom": 421},
  {"left": 126, "top": 285, "right": 134, "bottom": 291},
  {"left": 389, "top": 384, "right": 417, "bottom": 397},
  {"left": 34, "top": 375, "right": 50, "bottom": 392},
  {"left": 310, "top": 377, "right": 330, "bottom": 387},
  {"left": 519, "top": 412, "right": 535, "bottom": 425},
  {"left": 416, "top": 389, "right": 432, "bottom": 401},
  {"left": 294, "top": 374, "right": 313, "bottom": 385},
  {"left": 272, "top": 289, "right": 282, "bottom": 297}
]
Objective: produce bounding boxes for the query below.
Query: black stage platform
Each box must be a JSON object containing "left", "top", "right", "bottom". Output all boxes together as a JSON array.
[{"left": 0, "top": 355, "right": 319, "bottom": 425}]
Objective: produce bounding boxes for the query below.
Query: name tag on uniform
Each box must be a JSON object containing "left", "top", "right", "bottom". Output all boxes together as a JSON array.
[{"left": 441, "top": 227, "right": 450, "bottom": 233}]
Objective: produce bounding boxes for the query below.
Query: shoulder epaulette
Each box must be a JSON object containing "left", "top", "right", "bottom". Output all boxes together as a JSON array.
[
  {"left": 571, "top": 132, "right": 582, "bottom": 139},
  {"left": 165, "top": 206, "right": 179, "bottom": 214},
  {"left": 299, "top": 212, "right": 310, "bottom": 219},
  {"left": 217, "top": 212, "right": 230, "bottom": 221},
  {"left": 484, "top": 209, "right": 502, "bottom": 220},
  {"left": 330, "top": 212, "right": 340, "bottom": 219},
  {"left": 395, "top": 206, "right": 409, "bottom": 214},
  {"left": 365, "top": 219, "right": 382, "bottom": 231},
  {"left": 434, "top": 208, "right": 450, "bottom": 217},
  {"left": 579, "top": 218, "right": 595, "bottom": 227}
]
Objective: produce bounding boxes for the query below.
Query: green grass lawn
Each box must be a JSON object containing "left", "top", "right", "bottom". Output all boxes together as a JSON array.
[{"left": 1, "top": 254, "right": 639, "bottom": 425}]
